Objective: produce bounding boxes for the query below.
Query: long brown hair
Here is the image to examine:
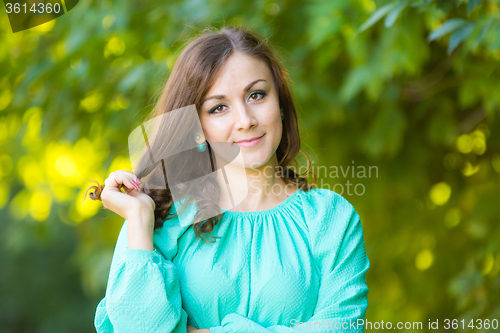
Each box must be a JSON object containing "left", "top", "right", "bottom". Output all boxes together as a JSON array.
[{"left": 85, "top": 24, "right": 317, "bottom": 243}]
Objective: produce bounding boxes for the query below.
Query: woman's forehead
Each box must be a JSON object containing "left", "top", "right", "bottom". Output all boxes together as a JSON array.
[{"left": 210, "top": 53, "right": 271, "bottom": 87}]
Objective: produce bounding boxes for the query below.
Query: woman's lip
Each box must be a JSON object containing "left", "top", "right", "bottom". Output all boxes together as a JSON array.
[{"left": 234, "top": 134, "right": 265, "bottom": 147}]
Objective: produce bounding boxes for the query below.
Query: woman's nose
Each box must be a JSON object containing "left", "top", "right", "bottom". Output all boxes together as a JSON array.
[{"left": 234, "top": 106, "right": 256, "bottom": 129}]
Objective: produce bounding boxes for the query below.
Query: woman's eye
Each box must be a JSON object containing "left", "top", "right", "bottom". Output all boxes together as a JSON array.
[
  {"left": 208, "top": 105, "right": 226, "bottom": 114},
  {"left": 249, "top": 91, "right": 266, "bottom": 100}
]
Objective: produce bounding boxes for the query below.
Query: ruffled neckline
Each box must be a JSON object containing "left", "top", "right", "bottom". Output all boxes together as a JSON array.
[{"left": 220, "top": 189, "right": 303, "bottom": 217}]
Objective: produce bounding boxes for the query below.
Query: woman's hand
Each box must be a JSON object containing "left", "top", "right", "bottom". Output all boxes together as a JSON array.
[
  {"left": 100, "top": 170, "right": 155, "bottom": 221},
  {"left": 187, "top": 324, "right": 211, "bottom": 332}
]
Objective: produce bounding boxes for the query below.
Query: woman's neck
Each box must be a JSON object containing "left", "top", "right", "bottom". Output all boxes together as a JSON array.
[{"left": 215, "top": 154, "right": 297, "bottom": 212}]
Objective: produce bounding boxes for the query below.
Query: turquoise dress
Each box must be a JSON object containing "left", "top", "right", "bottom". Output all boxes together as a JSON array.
[{"left": 94, "top": 188, "right": 370, "bottom": 332}]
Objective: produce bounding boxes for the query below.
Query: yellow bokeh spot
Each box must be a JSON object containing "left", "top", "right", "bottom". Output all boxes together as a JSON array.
[
  {"left": 481, "top": 254, "right": 494, "bottom": 276},
  {"left": 461, "top": 161, "right": 480, "bottom": 176},
  {"left": 361, "top": 0, "right": 376, "bottom": 12},
  {"left": 80, "top": 91, "right": 104, "bottom": 113},
  {"left": 22, "top": 106, "right": 42, "bottom": 122},
  {"left": 457, "top": 130, "right": 487, "bottom": 155},
  {"left": 108, "top": 94, "right": 130, "bottom": 111},
  {"left": 45, "top": 138, "right": 108, "bottom": 191},
  {"left": 0, "top": 89, "right": 12, "bottom": 111},
  {"left": 45, "top": 141, "right": 73, "bottom": 182},
  {"left": 471, "top": 129, "right": 486, "bottom": 155},
  {"left": 444, "top": 207, "right": 461, "bottom": 228},
  {"left": 29, "top": 187, "right": 52, "bottom": 221},
  {"left": 73, "top": 137, "right": 109, "bottom": 176},
  {"left": 52, "top": 41, "right": 66, "bottom": 60},
  {"left": 473, "top": 129, "right": 485, "bottom": 140},
  {"left": 456, "top": 134, "right": 472, "bottom": 153},
  {"left": 17, "top": 155, "right": 44, "bottom": 189},
  {"left": 102, "top": 15, "right": 115, "bottom": 30},
  {"left": 415, "top": 249, "right": 434, "bottom": 270},
  {"left": 31, "top": 18, "right": 56, "bottom": 34},
  {"left": 429, "top": 182, "right": 451, "bottom": 206},
  {"left": 105, "top": 36, "right": 126, "bottom": 58},
  {"left": 76, "top": 188, "right": 100, "bottom": 220},
  {"left": 472, "top": 137, "right": 486, "bottom": 155},
  {"left": 55, "top": 154, "right": 77, "bottom": 177},
  {"left": 109, "top": 155, "right": 133, "bottom": 175}
]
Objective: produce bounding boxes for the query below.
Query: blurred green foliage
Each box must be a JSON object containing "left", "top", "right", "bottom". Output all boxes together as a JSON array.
[{"left": 0, "top": 0, "right": 499, "bottom": 332}]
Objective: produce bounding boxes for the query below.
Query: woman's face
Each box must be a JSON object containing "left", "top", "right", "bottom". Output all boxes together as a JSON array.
[{"left": 198, "top": 51, "right": 282, "bottom": 170}]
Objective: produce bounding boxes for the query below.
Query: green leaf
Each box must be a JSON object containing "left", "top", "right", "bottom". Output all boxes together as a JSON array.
[
  {"left": 490, "top": 23, "right": 500, "bottom": 49},
  {"left": 428, "top": 19, "right": 467, "bottom": 42},
  {"left": 359, "top": 2, "right": 397, "bottom": 32},
  {"left": 448, "top": 23, "right": 475, "bottom": 54},
  {"left": 467, "top": 0, "right": 483, "bottom": 16},
  {"left": 340, "top": 65, "right": 372, "bottom": 102},
  {"left": 472, "top": 20, "right": 493, "bottom": 51},
  {"left": 384, "top": 2, "right": 408, "bottom": 27}
]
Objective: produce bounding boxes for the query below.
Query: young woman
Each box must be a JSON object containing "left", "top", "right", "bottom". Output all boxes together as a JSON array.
[{"left": 87, "top": 25, "right": 370, "bottom": 333}]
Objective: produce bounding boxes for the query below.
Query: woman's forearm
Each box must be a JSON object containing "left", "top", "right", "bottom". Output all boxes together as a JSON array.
[{"left": 127, "top": 211, "right": 155, "bottom": 251}]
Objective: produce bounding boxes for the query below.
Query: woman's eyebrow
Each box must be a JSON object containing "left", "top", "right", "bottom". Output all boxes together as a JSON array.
[{"left": 202, "top": 79, "right": 266, "bottom": 104}]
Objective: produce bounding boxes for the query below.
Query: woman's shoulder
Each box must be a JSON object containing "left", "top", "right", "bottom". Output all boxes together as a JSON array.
[
  {"left": 300, "top": 187, "right": 360, "bottom": 229},
  {"left": 301, "top": 187, "right": 357, "bottom": 213}
]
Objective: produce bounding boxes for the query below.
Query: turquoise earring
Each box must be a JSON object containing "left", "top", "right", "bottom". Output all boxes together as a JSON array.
[
  {"left": 280, "top": 107, "right": 284, "bottom": 120},
  {"left": 195, "top": 134, "right": 206, "bottom": 152},
  {"left": 197, "top": 142, "right": 206, "bottom": 152}
]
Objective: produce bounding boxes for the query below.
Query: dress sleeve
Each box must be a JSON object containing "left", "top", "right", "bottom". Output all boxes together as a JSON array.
[
  {"left": 94, "top": 218, "right": 190, "bottom": 333},
  {"left": 209, "top": 190, "right": 370, "bottom": 333}
]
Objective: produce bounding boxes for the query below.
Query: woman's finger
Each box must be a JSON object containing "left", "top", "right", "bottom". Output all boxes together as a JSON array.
[
  {"left": 117, "top": 170, "right": 143, "bottom": 186},
  {"left": 105, "top": 172, "right": 141, "bottom": 192}
]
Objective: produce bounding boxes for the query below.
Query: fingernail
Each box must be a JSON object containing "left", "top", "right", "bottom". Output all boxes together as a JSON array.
[
  {"left": 131, "top": 181, "right": 140, "bottom": 190},
  {"left": 136, "top": 178, "right": 142, "bottom": 184}
]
